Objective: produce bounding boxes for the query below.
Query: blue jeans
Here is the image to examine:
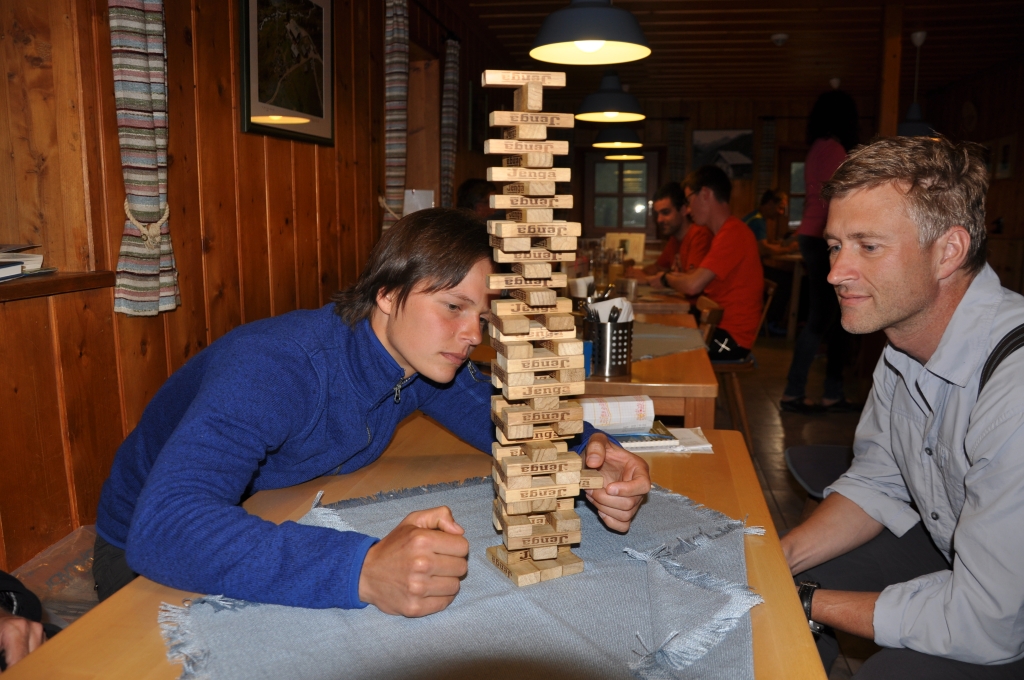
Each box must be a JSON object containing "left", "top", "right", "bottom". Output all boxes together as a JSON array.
[{"left": 784, "top": 235, "right": 849, "bottom": 401}]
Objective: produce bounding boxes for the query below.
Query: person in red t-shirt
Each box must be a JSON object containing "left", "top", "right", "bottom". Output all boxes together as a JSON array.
[
  {"left": 663, "top": 166, "right": 764, "bottom": 360},
  {"left": 626, "top": 182, "right": 712, "bottom": 279}
]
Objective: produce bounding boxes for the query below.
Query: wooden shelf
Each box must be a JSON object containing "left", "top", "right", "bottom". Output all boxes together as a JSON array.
[{"left": 0, "top": 271, "right": 115, "bottom": 303}]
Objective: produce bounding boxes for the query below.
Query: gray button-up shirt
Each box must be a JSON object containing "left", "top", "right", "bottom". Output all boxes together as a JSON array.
[{"left": 827, "top": 265, "right": 1024, "bottom": 664}]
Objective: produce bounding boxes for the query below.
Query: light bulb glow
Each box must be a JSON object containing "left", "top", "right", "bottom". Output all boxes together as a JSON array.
[
  {"left": 604, "top": 154, "right": 644, "bottom": 160},
  {"left": 603, "top": 111, "right": 619, "bottom": 118},
  {"left": 634, "top": 204, "right": 644, "bottom": 213},
  {"left": 574, "top": 40, "right": 606, "bottom": 53},
  {"left": 530, "top": 41, "right": 651, "bottom": 65},
  {"left": 251, "top": 114, "right": 310, "bottom": 125}
]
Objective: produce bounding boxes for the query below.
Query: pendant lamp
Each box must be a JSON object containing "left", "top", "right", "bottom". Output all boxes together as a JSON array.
[
  {"left": 592, "top": 127, "right": 642, "bottom": 149},
  {"left": 576, "top": 71, "right": 645, "bottom": 122},
  {"left": 530, "top": 0, "right": 651, "bottom": 65},
  {"left": 604, "top": 154, "right": 644, "bottom": 161},
  {"left": 898, "top": 31, "right": 934, "bottom": 137}
]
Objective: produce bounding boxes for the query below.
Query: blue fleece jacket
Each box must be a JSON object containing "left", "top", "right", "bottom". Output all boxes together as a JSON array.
[{"left": 96, "top": 305, "right": 600, "bottom": 609}]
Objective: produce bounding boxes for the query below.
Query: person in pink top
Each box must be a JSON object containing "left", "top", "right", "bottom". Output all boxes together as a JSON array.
[{"left": 781, "top": 90, "right": 861, "bottom": 413}]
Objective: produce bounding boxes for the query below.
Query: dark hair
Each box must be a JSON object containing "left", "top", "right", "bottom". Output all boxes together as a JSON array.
[
  {"left": 332, "top": 208, "right": 492, "bottom": 325},
  {"left": 759, "top": 189, "right": 786, "bottom": 206},
  {"left": 456, "top": 179, "right": 497, "bottom": 210},
  {"left": 823, "top": 135, "right": 989, "bottom": 275},
  {"left": 683, "top": 165, "right": 732, "bottom": 204},
  {"left": 807, "top": 90, "right": 860, "bottom": 151},
  {"left": 653, "top": 182, "right": 687, "bottom": 210}
]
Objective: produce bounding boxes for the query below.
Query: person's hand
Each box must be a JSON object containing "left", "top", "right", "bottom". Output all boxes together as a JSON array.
[
  {"left": 646, "top": 273, "right": 666, "bottom": 289},
  {"left": 0, "top": 609, "right": 45, "bottom": 670},
  {"left": 357, "top": 506, "right": 469, "bottom": 618},
  {"left": 583, "top": 433, "right": 652, "bottom": 531}
]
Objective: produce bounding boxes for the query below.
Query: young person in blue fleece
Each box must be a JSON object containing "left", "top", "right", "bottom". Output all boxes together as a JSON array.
[{"left": 94, "top": 208, "right": 651, "bottom": 617}]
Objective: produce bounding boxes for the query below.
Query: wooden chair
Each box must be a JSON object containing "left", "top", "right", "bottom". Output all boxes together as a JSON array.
[
  {"left": 711, "top": 280, "right": 777, "bottom": 454},
  {"left": 695, "top": 296, "right": 724, "bottom": 344}
]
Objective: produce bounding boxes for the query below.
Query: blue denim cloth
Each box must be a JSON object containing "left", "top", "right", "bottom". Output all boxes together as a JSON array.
[
  {"left": 784, "top": 235, "right": 850, "bottom": 401},
  {"left": 160, "top": 480, "right": 762, "bottom": 680}
]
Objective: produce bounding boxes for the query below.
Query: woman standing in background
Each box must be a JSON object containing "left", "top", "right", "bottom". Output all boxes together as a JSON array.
[{"left": 780, "top": 90, "right": 861, "bottom": 413}]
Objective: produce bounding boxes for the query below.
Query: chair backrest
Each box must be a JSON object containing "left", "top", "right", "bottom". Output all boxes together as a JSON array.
[
  {"left": 753, "top": 279, "right": 778, "bottom": 346},
  {"left": 696, "top": 295, "right": 723, "bottom": 343}
]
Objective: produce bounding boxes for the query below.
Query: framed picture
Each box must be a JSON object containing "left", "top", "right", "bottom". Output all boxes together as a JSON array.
[
  {"left": 692, "top": 129, "right": 754, "bottom": 180},
  {"left": 240, "top": 0, "right": 333, "bottom": 145},
  {"left": 995, "top": 135, "right": 1015, "bottom": 180}
]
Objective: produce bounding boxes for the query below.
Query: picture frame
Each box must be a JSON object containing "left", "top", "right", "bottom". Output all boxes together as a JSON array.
[
  {"left": 239, "top": 0, "right": 333, "bottom": 145},
  {"left": 995, "top": 135, "right": 1015, "bottom": 180}
]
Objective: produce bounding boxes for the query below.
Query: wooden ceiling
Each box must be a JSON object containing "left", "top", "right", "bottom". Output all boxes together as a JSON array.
[{"left": 460, "top": 0, "right": 1024, "bottom": 103}]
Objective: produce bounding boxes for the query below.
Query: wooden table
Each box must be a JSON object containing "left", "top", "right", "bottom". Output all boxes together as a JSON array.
[
  {"left": 763, "top": 252, "right": 804, "bottom": 341},
  {"left": 475, "top": 312, "right": 718, "bottom": 428},
  {"left": 630, "top": 287, "right": 692, "bottom": 314},
  {"left": 7, "top": 413, "right": 824, "bottom": 679}
]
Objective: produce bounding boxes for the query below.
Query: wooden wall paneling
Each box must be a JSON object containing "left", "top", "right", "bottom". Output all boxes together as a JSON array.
[
  {"left": 192, "top": 0, "right": 241, "bottom": 340},
  {"left": 877, "top": 4, "right": 903, "bottom": 137},
  {"left": 317, "top": 144, "right": 340, "bottom": 304},
  {"left": 334, "top": 0, "right": 359, "bottom": 289},
  {"left": 233, "top": 131, "right": 272, "bottom": 322},
  {"left": 0, "top": 297, "right": 75, "bottom": 569},
  {"left": 0, "top": 0, "right": 87, "bottom": 271},
  {"left": 292, "top": 143, "right": 320, "bottom": 309},
  {"left": 369, "top": 0, "right": 384, "bottom": 233},
  {"left": 159, "top": 0, "right": 208, "bottom": 379},
  {"left": 0, "top": 12, "right": 17, "bottom": 244},
  {"left": 51, "top": 288, "right": 124, "bottom": 525},
  {"left": 265, "top": 137, "right": 298, "bottom": 315},
  {"left": 352, "top": 0, "right": 377, "bottom": 272},
  {"left": 406, "top": 59, "right": 441, "bottom": 200}
]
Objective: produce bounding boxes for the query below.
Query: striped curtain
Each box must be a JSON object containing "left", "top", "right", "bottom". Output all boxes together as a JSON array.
[
  {"left": 383, "top": 0, "right": 410, "bottom": 228},
  {"left": 109, "top": 0, "right": 179, "bottom": 316},
  {"left": 439, "top": 39, "right": 460, "bottom": 208}
]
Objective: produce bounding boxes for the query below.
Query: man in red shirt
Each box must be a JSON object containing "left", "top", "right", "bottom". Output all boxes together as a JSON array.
[
  {"left": 665, "top": 166, "right": 764, "bottom": 360},
  {"left": 627, "top": 182, "right": 712, "bottom": 278}
]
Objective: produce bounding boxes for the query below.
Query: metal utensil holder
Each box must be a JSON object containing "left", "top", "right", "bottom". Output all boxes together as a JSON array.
[{"left": 585, "top": 320, "right": 633, "bottom": 377}]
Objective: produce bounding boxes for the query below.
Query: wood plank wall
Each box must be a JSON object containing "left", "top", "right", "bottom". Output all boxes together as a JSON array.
[{"left": 0, "top": 0, "right": 384, "bottom": 570}]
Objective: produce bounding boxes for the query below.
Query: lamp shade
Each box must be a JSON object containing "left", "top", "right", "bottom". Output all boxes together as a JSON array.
[
  {"left": 604, "top": 153, "right": 644, "bottom": 161},
  {"left": 576, "top": 71, "right": 645, "bottom": 122},
  {"left": 592, "top": 127, "right": 642, "bottom": 149},
  {"left": 530, "top": 0, "right": 651, "bottom": 65}
]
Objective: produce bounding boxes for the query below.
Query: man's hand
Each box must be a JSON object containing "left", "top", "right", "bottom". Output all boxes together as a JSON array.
[
  {"left": 0, "top": 609, "right": 44, "bottom": 670},
  {"left": 583, "top": 433, "right": 652, "bottom": 531},
  {"left": 357, "top": 507, "right": 469, "bottom": 618}
]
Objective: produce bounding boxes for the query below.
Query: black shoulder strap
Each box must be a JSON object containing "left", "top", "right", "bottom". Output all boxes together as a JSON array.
[{"left": 979, "top": 323, "right": 1024, "bottom": 395}]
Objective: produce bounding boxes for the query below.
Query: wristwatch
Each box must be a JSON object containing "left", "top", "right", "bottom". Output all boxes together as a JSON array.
[
  {"left": 797, "top": 581, "right": 825, "bottom": 638},
  {"left": 660, "top": 272, "right": 669, "bottom": 288}
]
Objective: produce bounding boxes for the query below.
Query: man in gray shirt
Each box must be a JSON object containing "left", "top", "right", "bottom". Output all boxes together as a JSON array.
[{"left": 781, "top": 135, "right": 1024, "bottom": 678}]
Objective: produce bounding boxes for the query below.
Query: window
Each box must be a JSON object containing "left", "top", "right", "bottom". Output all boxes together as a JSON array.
[
  {"left": 788, "top": 161, "right": 805, "bottom": 229},
  {"left": 583, "top": 151, "right": 659, "bottom": 238}
]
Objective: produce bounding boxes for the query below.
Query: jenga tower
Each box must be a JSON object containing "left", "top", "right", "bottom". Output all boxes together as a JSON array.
[{"left": 480, "top": 69, "right": 604, "bottom": 587}]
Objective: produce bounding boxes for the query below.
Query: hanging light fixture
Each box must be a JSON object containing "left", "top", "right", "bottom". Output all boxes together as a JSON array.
[
  {"left": 898, "top": 31, "right": 934, "bottom": 137},
  {"left": 575, "top": 71, "right": 645, "bottom": 122},
  {"left": 592, "top": 127, "right": 642, "bottom": 149},
  {"left": 604, "top": 153, "right": 644, "bottom": 161},
  {"left": 530, "top": 0, "right": 651, "bottom": 65}
]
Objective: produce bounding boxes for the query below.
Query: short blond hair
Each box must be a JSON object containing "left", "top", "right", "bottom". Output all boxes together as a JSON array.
[{"left": 823, "top": 135, "right": 989, "bottom": 274}]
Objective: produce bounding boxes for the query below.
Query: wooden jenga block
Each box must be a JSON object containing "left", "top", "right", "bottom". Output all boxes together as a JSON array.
[
  {"left": 498, "top": 348, "right": 584, "bottom": 374},
  {"left": 502, "top": 452, "right": 582, "bottom": 477},
  {"left": 536, "top": 558, "right": 564, "bottom": 581},
  {"left": 536, "top": 236, "right": 578, "bottom": 251},
  {"left": 490, "top": 361, "right": 534, "bottom": 386},
  {"left": 494, "top": 421, "right": 534, "bottom": 442},
  {"left": 487, "top": 546, "right": 540, "bottom": 587},
  {"left": 579, "top": 469, "right": 605, "bottom": 489},
  {"left": 504, "top": 523, "right": 581, "bottom": 550},
  {"left": 491, "top": 298, "right": 571, "bottom": 317},
  {"left": 481, "top": 70, "right": 566, "bottom": 89},
  {"left": 502, "top": 153, "right": 554, "bottom": 168},
  {"left": 531, "top": 546, "right": 558, "bottom": 561},
  {"left": 489, "top": 110, "right": 573, "bottom": 128},
  {"left": 492, "top": 511, "right": 502, "bottom": 532},
  {"left": 502, "top": 125, "right": 547, "bottom": 140},
  {"left": 530, "top": 497, "right": 558, "bottom": 512},
  {"left": 497, "top": 545, "right": 531, "bottom": 564},
  {"left": 488, "top": 166, "right": 571, "bottom": 182},
  {"left": 530, "top": 395, "right": 561, "bottom": 410},
  {"left": 527, "top": 514, "right": 548, "bottom": 525},
  {"left": 502, "top": 181, "right": 556, "bottom": 196},
  {"left": 503, "top": 377, "right": 586, "bottom": 401},
  {"left": 491, "top": 195, "right": 572, "bottom": 210},
  {"left": 488, "top": 313, "right": 530, "bottom": 335},
  {"left": 489, "top": 336, "right": 534, "bottom": 359},
  {"left": 484, "top": 139, "right": 568, "bottom": 156},
  {"left": 492, "top": 441, "right": 568, "bottom": 460},
  {"left": 487, "top": 221, "right": 580, "bottom": 238},
  {"left": 523, "top": 441, "right": 558, "bottom": 462},
  {"left": 514, "top": 82, "right": 543, "bottom": 112},
  {"left": 556, "top": 497, "right": 574, "bottom": 510},
  {"left": 493, "top": 460, "right": 534, "bottom": 491},
  {"left": 542, "top": 313, "right": 576, "bottom": 331},
  {"left": 513, "top": 262, "right": 552, "bottom": 278},
  {"left": 540, "top": 338, "right": 584, "bottom": 355},
  {"left": 553, "top": 368, "right": 586, "bottom": 384},
  {"left": 553, "top": 416, "right": 585, "bottom": 434},
  {"left": 498, "top": 479, "right": 581, "bottom": 504},
  {"left": 546, "top": 508, "right": 581, "bottom": 532},
  {"left": 489, "top": 234, "right": 531, "bottom": 252},
  {"left": 510, "top": 287, "right": 557, "bottom": 307},
  {"left": 495, "top": 424, "right": 571, "bottom": 445},
  {"left": 556, "top": 549, "right": 585, "bottom": 576},
  {"left": 506, "top": 209, "right": 555, "bottom": 222},
  {"left": 492, "top": 324, "right": 575, "bottom": 343},
  {"left": 499, "top": 401, "right": 583, "bottom": 427},
  {"left": 487, "top": 272, "right": 567, "bottom": 289},
  {"left": 493, "top": 247, "right": 574, "bottom": 263},
  {"left": 493, "top": 498, "right": 534, "bottom": 535},
  {"left": 554, "top": 470, "right": 582, "bottom": 484}
]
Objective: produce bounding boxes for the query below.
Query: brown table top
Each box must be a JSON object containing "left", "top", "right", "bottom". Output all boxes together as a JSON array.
[{"left": 7, "top": 414, "right": 823, "bottom": 680}]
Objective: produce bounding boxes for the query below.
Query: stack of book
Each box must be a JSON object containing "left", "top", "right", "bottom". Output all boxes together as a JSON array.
[{"left": 0, "top": 244, "right": 55, "bottom": 282}]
